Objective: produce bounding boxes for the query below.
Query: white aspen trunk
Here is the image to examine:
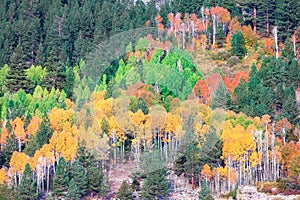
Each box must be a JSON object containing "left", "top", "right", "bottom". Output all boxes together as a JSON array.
[
  {"left": 212, "top": 15, "right": 216, "bottom": 47},
  {"left": 265, "top": 124, "right": 269, "bottom": 180},
  {"left": 216, "top": 170, "right": 220, "bottom": 196},
  {"left": 52, "top": 150, "right": 56, "bottom": 175},
  {"left": 47, "top": 165, "right": 50, "bottom": 194},
  {"left": 18, "top": 173, "right": 21, "bottom": 185},
  {"left": 273, "top": 26, "right": 279, "bottom": 59},
  {"left": 293, "top": 35, "right": 296, "bottom": 56},
  {"left": 228, "top": 156, "right": 231, "bottom": 191},
  {"left": 18, "top": 137, "right": 21, "bottom": 152},
  {"left": 14, "top": 173, "right": 17, "bottom": 187},
  {"left": 201, "top": 6, "right": 205, "bottom": 27},
  {"left": 282, "top": 128, "right": 286, "bottom": 145},
  {"left": 182, "top": 24, "right": 185, "bottom": 50}
]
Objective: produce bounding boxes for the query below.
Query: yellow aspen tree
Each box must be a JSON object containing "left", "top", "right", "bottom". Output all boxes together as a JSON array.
[
  {"left": 9, "top": 151, "right": 30, "bottom": 186},
  {"left": 0, "top": 168, "right": 8, "bottom": 185},
  {"left": 201, "top": 164, "right": 212, "bottom": 182},
  {"left": 10, "top": 117, "right": 26, "bottom": 152},
  {"left": 26, "top": 116, "right": 42, "bottom": 136}
]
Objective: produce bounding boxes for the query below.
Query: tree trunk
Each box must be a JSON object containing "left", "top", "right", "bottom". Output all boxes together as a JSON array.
[
  {"left": 253, "top": 5, "right": 257, "bottom": 32},
  {"left": 293, "top": 35, "right": 296, "bottom": 56},
  {"left": 212, "top": 15, "right": 216, "bottom": 47},
  {"left": 273, "top": 26, "right": 279, "bottom": 59}
]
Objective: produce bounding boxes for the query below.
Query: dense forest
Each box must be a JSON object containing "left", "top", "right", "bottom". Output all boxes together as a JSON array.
[{"left": 0, "top": 0, "right": 299, "bottom": 199}]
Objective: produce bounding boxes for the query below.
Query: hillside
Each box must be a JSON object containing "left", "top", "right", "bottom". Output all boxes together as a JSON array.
[{"left": 0, "top": 0, "right": 299, "bottom": 200}]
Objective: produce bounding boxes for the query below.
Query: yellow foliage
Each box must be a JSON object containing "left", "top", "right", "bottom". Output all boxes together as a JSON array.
[
  {"left": 26, "top": 116, "right": 42, "bottom": 136},
  {"left": 201, "top": 164, "right": 212, "bottom": 179},
  {"left": 9, "top": 151, "right": 31, "bottom": 174},
  {"left": 49, "top": 107, "right": 74, "bottom": 131},
  {"left": 11, "top": 117, "right": 26, "bottom": 142},
  {"left": 0, "top": 168, "right": 8, "bottom": 185}
]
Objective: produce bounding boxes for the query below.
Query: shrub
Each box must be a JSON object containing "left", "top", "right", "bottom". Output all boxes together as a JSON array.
[{"left": 227, "top": 56, "right": 241, "bottom": 67}]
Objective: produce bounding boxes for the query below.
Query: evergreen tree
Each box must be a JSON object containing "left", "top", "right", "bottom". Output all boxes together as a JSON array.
[
  {"left": 256, "top": 0, "right": 276, "bottom": 36},
  {"left": 116, "top": 180, "right": 133, "bottom": 200},
  {"left": 140, "top": 168, "right": 169, "bottom": 200},
  {"left": 276, "top": 0, "right": 300, "bottom": 41},
  {"left": 137, "top": 97, "right": 149, "bottom": 114},
  {"left": 6, "top": 44, "right": 32, "bottom": 93},
  {"left": 286, "top": 59, "right": 300, "bottom": 88},
  {"left": 1, "top": 133, "right": 18, "bottom": 166},
  {"left": 35, "top": 118, "right": 53, "bottom": 148},
  {"left": 17, "top": 163, "right": 38, "bottom": 200},
  {"left": 230, "top": 31, "right": 247, "bottom": 59},
  {"left": 23, "top": 135, "right": 40, "bottom": 157},
  {"left": 70, "top": 160, "right": 88, "bottom": 196},
  {"left": 198, "top": 180, "right": 211, "bottom": 200},
  {"left": 282, "top": 85, "right": 298, "bottom": 125},
  {"left": 76, "top": 140, "right": 95, "bottom": 168},
  {"left": 66, "top": 179, "right": 81, "bottom": 200},
  {"left": 53, "top": 157, "right": 70, "bottom": 198},
  {"left": 210, "top": 82, "right": 227, "bottom": 110},
  {"left": 87, "top": 163, "right": 105, "bottom": 195},
  {"left": 282, "top": 38, "right": 295, "bottom": 62}
]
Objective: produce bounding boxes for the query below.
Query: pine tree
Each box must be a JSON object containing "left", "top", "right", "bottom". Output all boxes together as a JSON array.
[
  {"left": 211, "top": 82, "right": 227, "bottom": 110},
  {"left": 87, "top": 163, "right": 104, "bottom": 194},
  {"left": 141, "top": 168, "right": 169, "bottom": 200},
  {"left": 53, "top": 157, "right": 70, "bottom": 198},
  {"left": 230, "top": 31, "right": 247, "bottom": 59},
  {"left": 116, "top": 180, "right": 133, "bottom": 200},
  {"left": 6, "top": 44, "right": 33, "bottom": 93},
  {"left": 70, "top": 160, "right": 88, "bottom": 196},
  {"left": 17, "top": 163, "right": 38, "bottom": 200},
  {"left": 1, "top": 133, "right": 18, "bottom": 166},
  {"left": 66, "top": 179, "right": 81, "bottom": 200},
  {"left": 76, "top": 140, "right": 95, "bottom": 168},
  {"left": 137, "top": 97, "right": 149, "bottom": 115},
  {"left": 282, "top": 85, "right": 298, "bottom": 125},
  {"left": 199, "top": 180, "right": 211, "bottom": 200},
  {"left": 276, "top": 0, "right": 300, "bottom": 41},
  {"left": 256, "top": 0, "right": 276, "bottom": 36},
  {"left": 35, "top": 118, "right": 53, "bottom": 148}
]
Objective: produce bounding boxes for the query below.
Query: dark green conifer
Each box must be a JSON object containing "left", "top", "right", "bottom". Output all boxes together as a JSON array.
[
  {"left": 17, "top": 163, "right": 38, "bottom": 200},
  {"left": 230, "top": 31, "right": 247, "bottom": 59},
  {"left": 116, "top": 180, "right": 133, "bottom": 200},
  {"left": 53, "top": 157, "right": 70, "bottom": 198}
]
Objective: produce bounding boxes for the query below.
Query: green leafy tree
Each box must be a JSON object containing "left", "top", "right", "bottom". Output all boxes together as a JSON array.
[
  {"left": 17, "top": 163, "right": 38, "bottom": 200},
  {"left": 53, "top": 157, "right": 70, "bottom": 198},
  {"left": 230, "top": 31, "right": 247, "bottom": 59},
  {"left": 0, "top": 64, "right": 9, "bottom": 95},
  {"left": 25, "top": 65, "right": 47, "bottom": 86},
  {"left": 116, "top": 180, "right": 133, "bottom": 200}
]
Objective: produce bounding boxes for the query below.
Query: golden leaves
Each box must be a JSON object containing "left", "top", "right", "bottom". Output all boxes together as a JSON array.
[
  {"left": 10, "top": 117, "right": 26, "bottom": 142},
  {"left": 26, "top": 116, "right": 42, "bottom": 136}
]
